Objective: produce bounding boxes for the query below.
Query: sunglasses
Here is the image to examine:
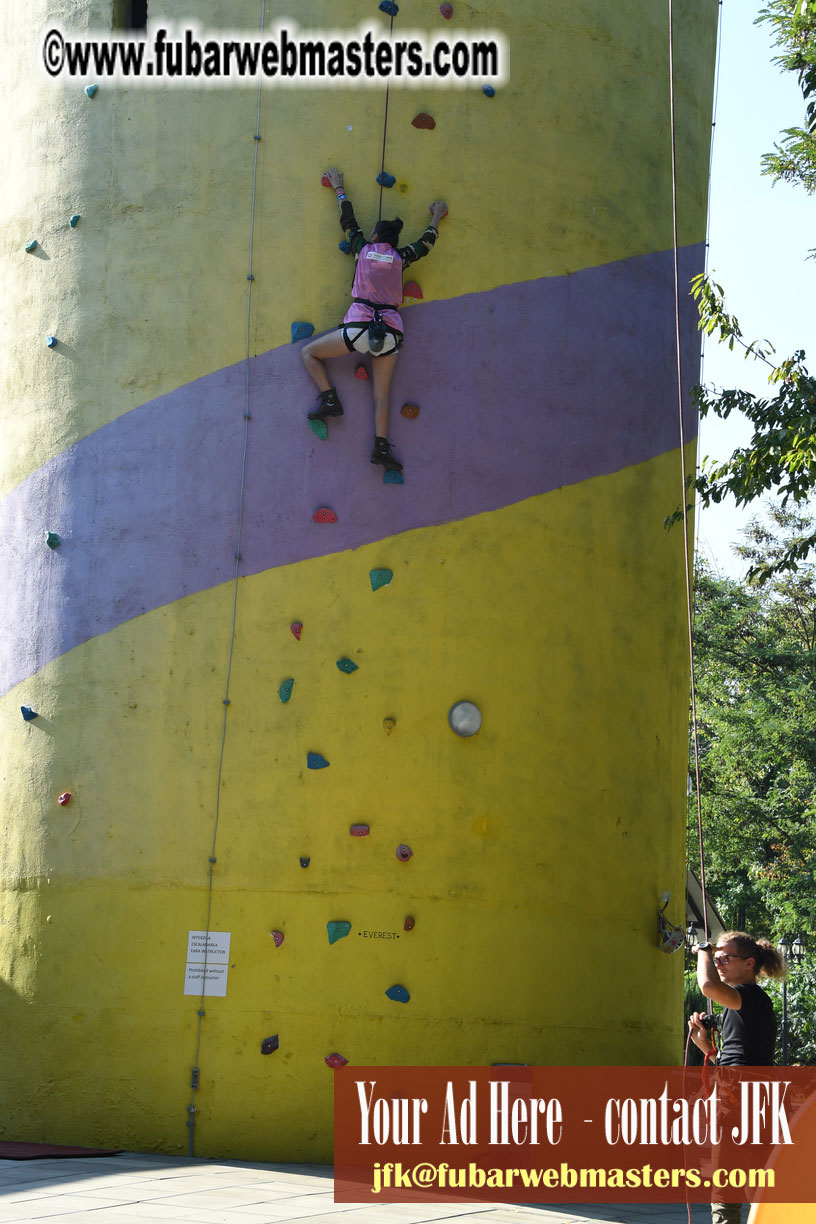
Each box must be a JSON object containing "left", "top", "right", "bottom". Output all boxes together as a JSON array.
[{"left": 714, "top": 953, "right": 748, "bottom": 965}]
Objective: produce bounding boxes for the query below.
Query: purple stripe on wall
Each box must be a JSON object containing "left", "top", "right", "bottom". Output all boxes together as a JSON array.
[{"left": 1, "top": 246, "right": 702, "bottom": 696}]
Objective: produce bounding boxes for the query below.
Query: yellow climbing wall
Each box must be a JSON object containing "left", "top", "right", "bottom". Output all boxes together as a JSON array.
[{"left": 0, "top": 0, "right": 717, "bottom": 1160}]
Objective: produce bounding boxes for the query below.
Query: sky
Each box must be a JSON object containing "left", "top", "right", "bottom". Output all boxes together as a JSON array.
[{"left": 694, "top": 0, "right": 816, "bottom": 578}]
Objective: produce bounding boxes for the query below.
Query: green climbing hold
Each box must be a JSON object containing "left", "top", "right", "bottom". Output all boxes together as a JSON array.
[
  {"left": 309, "top": 418, "right": 328, "bottom": 440},
  {"left": 336, "top": 658, "right": 358, "bottom": 674},
  {"left": 279, "top": 678, "right": 294, "bottom": 703},
  {"left": 383, "top": 469, "right": 404, "bottom": 485},
  {"left": 369, "top": 569, "right": 393, "bottom": 591},
  {"left": 327, "top": 920, "right": 352, "bottom": 945},
  {"left": 45, "top": 532, "right": 61, "bottom": 550},
  {"left": 69, "top": 214, "right": 81, "bottom": 228}
]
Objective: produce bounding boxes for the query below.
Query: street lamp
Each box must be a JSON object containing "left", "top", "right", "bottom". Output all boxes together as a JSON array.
[{"left": 776, "top": 933, "right": 807, "bottom": 1064}]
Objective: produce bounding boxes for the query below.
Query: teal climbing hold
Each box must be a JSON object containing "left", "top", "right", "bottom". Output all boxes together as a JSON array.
[
  {"left": 46, "top": 336, "right": 58, "bottom": 348},
  {"left": 21, "top": 707, "right": 38, "bottom": 722},
  {"left": 291, "top": 321, "right": 315, "bottom": 342},
  {"left": 327, "top": 920, "right": 352, "bottom": 945},
  {"left": 69, "top": 214, "right": 81, "bottom": 228},
  {"left": 369, "top": 568, "right": 393, "bottom": 591},
  {"left": 279, "top": 678, "right": 294, "bottom": 703},
  {"left": 84, "top": 84, "right": 98, "bottom": 98},
  {"left": 383, "top": 469, "right": 404, "bottom": 485},
  {"left": 336, "top": 658, "right": 358, "bottom": 674},
  {"left": 386, "top": 984, "right": 410, "bottom": 1003},
  {"left": 308, "top": 752, "right": 329, "bottom": 770},
  {"left": 377, "top": 172, "right": 396, "bottom": 189},
  {"left": 25, "top": 240, "right": 38, "bottom": 253},
  {"left": 45, "top": 532, "right": 61, "bottom": 550},
  {"left": 309, "top": 419, "right": 328, "bottom": 440},
  {"left": 338, "top": 240, "right": 352, "bottom": 254}
]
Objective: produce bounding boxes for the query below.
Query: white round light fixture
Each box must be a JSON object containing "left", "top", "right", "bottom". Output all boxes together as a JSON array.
[{"left": 448, "top": 700, "right": 482, "bottom": 737}]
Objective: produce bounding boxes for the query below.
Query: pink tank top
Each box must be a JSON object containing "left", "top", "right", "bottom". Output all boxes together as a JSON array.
[{"left": 344, "top": 242, "right": 404, "bottom": 332}]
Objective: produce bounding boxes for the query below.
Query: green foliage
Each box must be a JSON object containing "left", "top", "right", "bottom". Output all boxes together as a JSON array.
[{"left": 757, "top": 1, "right": 816, "bottom": 196}]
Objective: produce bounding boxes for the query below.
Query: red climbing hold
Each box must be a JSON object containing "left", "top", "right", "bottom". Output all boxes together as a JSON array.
[
  {"left": 412, "top": 113, "right": 436, "bottom": 130},
  {"left": 403, "top": 281, "right": 423, "bottom": 304},
  {"left": 313, "top": 507, "right": 338, "bottom": 524},
  {"left": 290, "top": 622, "right": 303, "bottom": 640},
  {"left": 401, "top": 403, "right": 420, "bottom": 419},
  {"left": 430, "top": 202, "right": 448, "bottom": 221},
  {"left": 440, "top": 3, "right": 453, "bottom": 16},
  {"left": 270, "top": 930, "right": 284, "bottom": 948},
  {"left": 350, "top": 824, "right": 370, "bottom": 837},
  {"left": 404, "top": 916, "right": 415, "bottom": 931},
  {"left": 355, "top": 364, "right": 370, "bottom": 381},
  {"left": 58, "top": 792, "right": 71, "bottom": 807},
  {"left": 325, "top": 1052, "right": 348, "bottom": 1068},
  {"left": 321, "top": 174, "right": 332, "bottom": 188}
]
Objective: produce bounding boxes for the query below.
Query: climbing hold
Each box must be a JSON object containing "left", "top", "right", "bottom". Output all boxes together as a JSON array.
[
  {"left": 383, "top": 718, "right": 396, "bottom": 735},
  {"left": 482, "top": 84, "right": 496, "bottom": 97},
  {"left": 440, "top": 3, "right": 453, "bottom": 16},
  {"left": 57, "top": 792, "right": 71, "bottom": 807},
  {"left": 400, "top": 402, "right": 420, "bottom": 419},
  {"left": 386, "top": 984, "right": 410, "bottom": 1003},
  {"left": 379, "top": 0, "right": 399, "bottom": 14},
  {"left": 21, "top": 707, "right": 38, "bottom": 722},
  {"left": 327, "top": 920, "right": 352, "bottom": 945},
  {"left": 321, "top": 173, "right": 332, "bottom": 187},
  {"left": 396, "top": 844, "right": 413, "bottom": 861},
  {"left": 291, "top": 321, "right": 315, "bottom": 342},
  {"left": 377, "top": 172, "right": 396, "bottom": 189},
  {"left": 278, "top": 678, "right": 294, "bottom": 703},
  {"left": 369, "top": 568, "right": 393, "bottom": 591},
  {"left": 404, "top": 916, "right": 415, "bottom": 931},
  {"left": 429, "top": 202, "right": 448, "bottom": 221},
  {"left": 338, "top": 240, "right": 352, "bottom": 254},
  {"left": 69, "top": 214, "right": 81, "bottom": 228},
  {"left": 403, "top": 281, "right": 423, "bottom": 303},
  {"left": 336, "top": 657, "right": 359, "bottom": 674},
  {"left": 270, "top": 930, "right": 284, "bottom": 947},
  {"left": 313, "top": 507, "right": 338, "bottom": 524},
  {"left": 355, "top": 364, "right": 370, "bottom": 381},
  {"left": 290, "top": 622, "right": 303, "bottom": 640},
  {"left": 350, "top": 824, "right": 370, "bottom": 837},
  {"left": 325, "top": 1053, "right": 348, "bottom": 1068},
  {"left": 411, "top": 113, "right": 436, "bottom": 130},
  {"left": 25, "top": 240, "right": 38, "bottom": 253},
  {"left": 307, "top": 752, "right": 329, "bottom": 769},
  {"left": 383, "top": 469, "right": 404, "bottom": 485},
  {"left": 45, "top": 532, "right": 61, "bottom": 549},
  {"left": 261, "top": 1035, "right": 280, "bottom": 1054},
  {"left": 309, "top": 418, "right": 328, "bottom": 440},
  {"left": 84, "top": 84, "right": 98, "bottom": 98},
  {"left": 46, "top": 336, "right": 58, "bottom": 349},
  {"left": 300, "top": 856, "right": 310, "bottom": 868}
]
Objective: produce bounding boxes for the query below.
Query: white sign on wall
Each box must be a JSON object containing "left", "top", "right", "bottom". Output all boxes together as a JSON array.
[{"left": 184, "top": 930, "right": 231, "bottom": 997}]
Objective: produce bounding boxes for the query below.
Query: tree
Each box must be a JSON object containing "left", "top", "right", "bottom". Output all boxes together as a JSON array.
[{"left": 758, "top": 0, "right": 816, "bottom": 194}]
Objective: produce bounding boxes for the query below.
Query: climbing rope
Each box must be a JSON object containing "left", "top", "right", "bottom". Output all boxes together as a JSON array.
[
  {"left": 668, "top": 0, "right": 711, "bottom": 949},
  {"left": 186, "top": 0, "right": 267, "bottom": 1158},
  {"left": 377, "top": 7, "right": 396, "bottom": 221}
]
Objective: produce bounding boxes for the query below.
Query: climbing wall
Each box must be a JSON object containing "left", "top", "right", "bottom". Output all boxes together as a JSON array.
[{"left": 0, "top": 0, "right": 717, "bottom": 1160}]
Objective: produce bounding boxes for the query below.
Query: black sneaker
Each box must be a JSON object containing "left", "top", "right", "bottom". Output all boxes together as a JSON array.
[
  {"left": 370, "top": 437, "right": 403, "bottom": 472},
  {"left": 307, "top": 389, "right": 344, "bottom": 420}
]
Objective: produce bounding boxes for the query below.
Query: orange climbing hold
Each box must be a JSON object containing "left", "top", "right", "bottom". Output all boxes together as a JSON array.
[
  {"left": 401, "top": 403, "right": 420, "bottom": 419},
  {"left": 313, "top": 507, "right": 338, "bottom": 524},
  {"left": 412, "top": 113, "right": 436, "bottom": 130},
  {"left": 355, "top": 364, "right": 370, "bottom": 381}
]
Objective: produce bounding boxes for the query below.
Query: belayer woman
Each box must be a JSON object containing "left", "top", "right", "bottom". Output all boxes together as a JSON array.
[{"left": 301, "top": 166, "right": 447, "bottom": 474}]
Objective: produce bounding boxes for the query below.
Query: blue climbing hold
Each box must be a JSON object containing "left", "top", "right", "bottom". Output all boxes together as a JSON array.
[
  {"left": 69, "top": 214, "right": 81, "bottom": 228},
  {"left": 85, "top": 84, "right": 98, "bottom": 98},
  {"left": 383, "top": 469, "right": 404, "bottom": 485},
  {"left": 291, "top": 321, "right": 315, "bottom": 343},
  {"left": 46, "top": 336, "right": 58, "bottom": 349},
  {"left": 25, "top": 240, "right": 38, "bottom": 253},
  {"left": 336, "top": 658, "right": 359, "bottom": 674},
  {"left": 386, "top": 984, "right": 410, "bottom": 1003},
  {"left": 379, "top": 0, "right": 399, "bottom": 13},
  {"left": 279, "top": 678, "right": 294, "bottom": 703},
  {"left": 300, "top": 856, "right": 311, "bottom": 868},
  {"left": 377, "top": 172, "right": 396, "bottom": 189},
  {"left": 307, "top": 752, "right": 329, "bottom": 770},
  {"left": 21, "top": 707, "right": 38, "bottom": 722},
  {"left": 45, "top": 532, "right": 61, "bottom": 550},
  {"left": 327, "top": 920, "right": 352, "bottom": 945},
  {"left": 482, "top": 84, "right": 496, "bottom": 97},
  {"left": 369, "top": 568, "right": 393, "bottom": 591},
  {"left": 338, "top": 240, "right": 352, "bottom": 254}
]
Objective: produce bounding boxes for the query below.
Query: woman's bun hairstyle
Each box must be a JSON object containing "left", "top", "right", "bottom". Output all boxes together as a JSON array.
[{"left": 374, "top": 217, "right": 403, "bottom": 247}]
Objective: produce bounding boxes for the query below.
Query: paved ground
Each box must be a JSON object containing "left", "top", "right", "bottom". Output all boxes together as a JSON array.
[{"left": 0, "top": 1152, "right": 717, "bottom": 1223}]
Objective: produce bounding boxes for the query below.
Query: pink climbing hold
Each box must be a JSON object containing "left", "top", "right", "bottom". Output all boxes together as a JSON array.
[
  {"left": 355, "top": 364, "right": 370, "bottom": 381},
  {"left": 290, "top": 622, "right": 303, "bottom": 640},
  {"left": 403, "top": 281, "right": 423, "bottom": 304},
  {"left": 270, "top": 930, "right": 284, "bottom": 948},
  {"left": 325, "top": 1052, "right": 348, "bottom": 1068},
  {"left": 58, "top": 792, "right": 71, "bottom": 807},
  {"left": 440, "top": 3, "right": 453, "bottom": 16},
  {"left": 313, "top": 507, "right": 338, "bottom": 524},
  {"left": 350, "top": 824, "right": 370, "bottom": 837},
  {"left": 396, "top": 844, "right": 413, "bottom": 862},
  {"left": 321, "top": 174, "right": 332, "bottom": 188}
]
